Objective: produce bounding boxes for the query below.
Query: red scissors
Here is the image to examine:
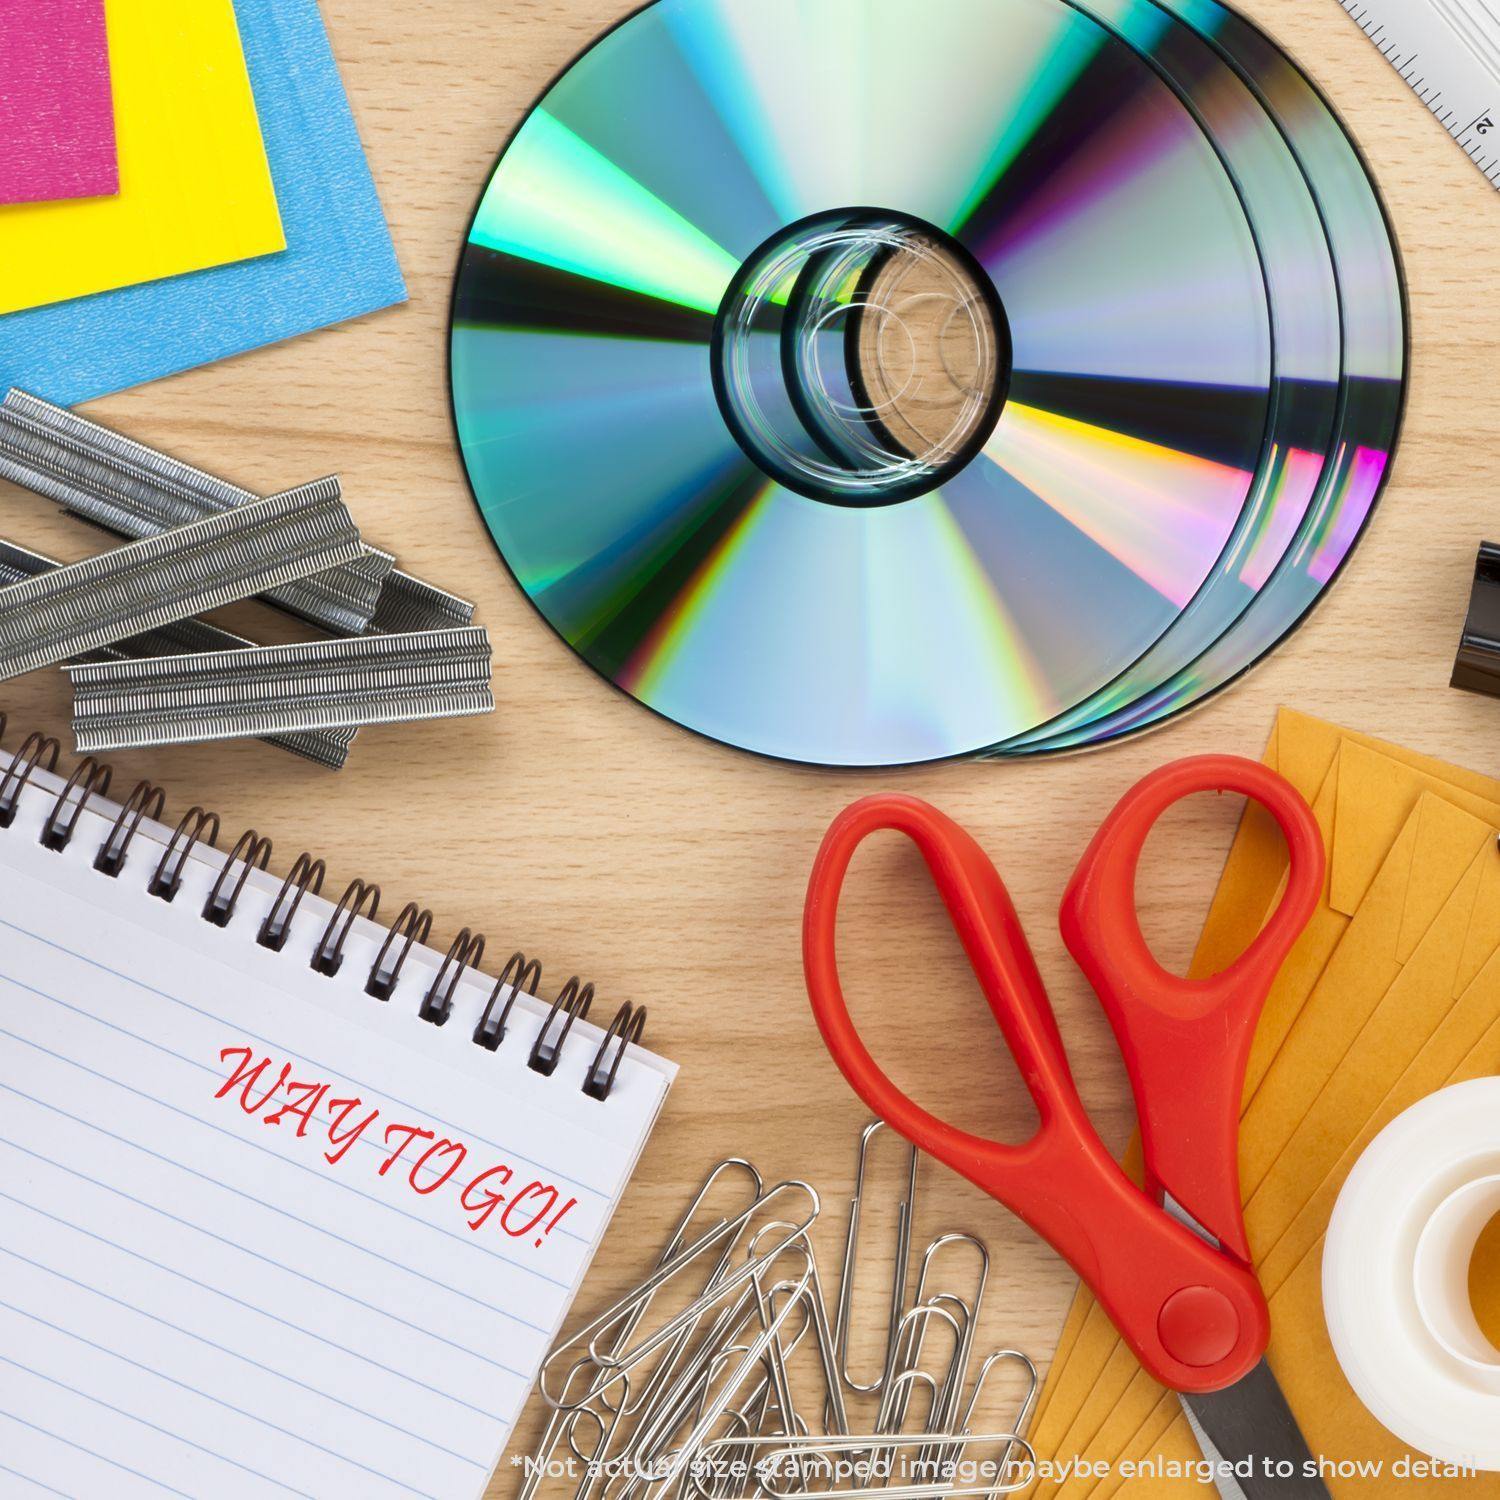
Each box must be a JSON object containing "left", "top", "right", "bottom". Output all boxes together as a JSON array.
[{"left": 803, "top": 757, "right": 1327, "bottom": 1488}]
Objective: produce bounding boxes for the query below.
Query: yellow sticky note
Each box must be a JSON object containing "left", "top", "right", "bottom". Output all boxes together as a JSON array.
[{"left": 0, "top": 0, "right": 284, "bottom": 316}]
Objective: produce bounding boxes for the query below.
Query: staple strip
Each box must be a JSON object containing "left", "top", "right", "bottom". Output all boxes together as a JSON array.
[
  {"left": 369, "top": 568, "right": 476, "bottom": 633},
  {"left": 0, "top": 483, "right": 364, "bottom": 683},
  {"left": 68, "top": 626, "right": 494, "bottom": 752},
  {"left": 0, "top": 388, "right": 391, "bottom": 634},
  {"left": 0, "top": 539, "right": 355, "bottom": 769}
]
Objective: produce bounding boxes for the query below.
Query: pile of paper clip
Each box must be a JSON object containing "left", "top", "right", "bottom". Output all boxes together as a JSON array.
[
  {"left": 0, "top": 388, "right": 492, "bottom": 768},
  {"left": 524, "top": 1123, "right": 1037, "bottom": 1500}
]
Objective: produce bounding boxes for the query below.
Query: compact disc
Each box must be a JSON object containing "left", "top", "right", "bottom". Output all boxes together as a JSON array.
[
  {"left": 996, "top": 0, "right": 1345, "bottom": 753},
  {"left": 994, "top": 0, "right": 1406, "bottom": 751},
  {"left": 450, "top": 0, "right": 1278, "bottom": 766}
]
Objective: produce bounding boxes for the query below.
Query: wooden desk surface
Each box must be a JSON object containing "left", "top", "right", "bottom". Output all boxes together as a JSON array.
[{"left": 1, "top": 0, "right": 1495, "bottom": 1489}]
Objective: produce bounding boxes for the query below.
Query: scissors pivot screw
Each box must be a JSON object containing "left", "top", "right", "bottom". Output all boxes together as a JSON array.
[{"left": 1157, "top": 1285, "right": 1241, "bottom": 1368}]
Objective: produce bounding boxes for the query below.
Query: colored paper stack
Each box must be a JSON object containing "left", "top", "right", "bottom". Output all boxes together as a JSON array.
[
  {"left": 0, "top": 0, "right": 405, "bottom": 403},
  {"left": 1030, "top": 709, "right": 1500, "bottom": 1495}
]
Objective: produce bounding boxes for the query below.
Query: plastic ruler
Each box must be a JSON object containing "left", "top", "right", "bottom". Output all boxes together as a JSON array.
[{"left": 1337, "top": 0, "right": 1500, "bottom": 186}]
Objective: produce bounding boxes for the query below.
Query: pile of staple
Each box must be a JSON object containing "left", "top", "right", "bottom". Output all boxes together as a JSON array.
[{"left": 0, "top": 388, "right": 492, "bottom": 769}]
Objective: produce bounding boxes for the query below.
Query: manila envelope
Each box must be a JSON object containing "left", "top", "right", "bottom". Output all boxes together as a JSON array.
[
  {"left": 1079, "top": 823, "right": 1500, "bottom": 1499},
  {"left": 1033, "top": 791, "right": 1498, "bottom": 1498},
  {"left": 1031, "top": 714, "right": 1500, "bottom": 1490},
  {"left": 1091, "top": 945, "right": 1500, "bottom": 1499},
  {"left": 1031, "top": 729, "right": 1500, "bottom": 1475}
]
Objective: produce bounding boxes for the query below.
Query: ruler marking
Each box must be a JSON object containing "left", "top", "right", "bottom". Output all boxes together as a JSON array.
[{"left": 1339, "top": 0, "right": 1500, "bottom": 193}]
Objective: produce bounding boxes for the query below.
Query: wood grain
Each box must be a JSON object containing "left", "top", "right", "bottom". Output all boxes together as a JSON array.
[{"left": 0, "top": 1, "right": 1494, "bottom": 1490}]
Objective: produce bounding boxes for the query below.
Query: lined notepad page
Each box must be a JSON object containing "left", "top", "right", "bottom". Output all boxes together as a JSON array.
[{"left": 0, "top": 757, "right": 674, "bottom": 1500}]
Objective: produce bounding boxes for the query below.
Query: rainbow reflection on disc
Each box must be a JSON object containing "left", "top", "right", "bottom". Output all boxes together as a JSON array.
[
  {"left": 990, "top": 0, "right": 1405, "bottom": 753},
  {"left": 451, "top": 0, "right": 1279, "bottom": 766}
]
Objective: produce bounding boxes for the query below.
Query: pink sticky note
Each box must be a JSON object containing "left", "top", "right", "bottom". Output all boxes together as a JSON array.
[{"left": 0, "top": 0, "right": 118, "bottom": 206}]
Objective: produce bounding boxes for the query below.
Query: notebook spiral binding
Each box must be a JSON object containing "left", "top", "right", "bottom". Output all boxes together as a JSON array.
[{"left": 0, "top": 715, "right": 645, "bottom": 1101}]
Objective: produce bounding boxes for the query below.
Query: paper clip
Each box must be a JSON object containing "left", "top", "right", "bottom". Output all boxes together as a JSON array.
[
  {"left": 910, "top": 1232, "right": 989, "bottom": 1431},
  {"left": 0, "top": 482, "right": 362, "bottom": 683},
  {"left": 519, "top": 1379, "right": 631, "bottom": 1500},
  {"left": 67, "top": 626, "right": 494, "bottom": 751},
  {"left": 875, "top": 1302, "right": 963, "bottom": 1437},
  {"left": 540, "top": 1180, "right": 820, "bottom": 1410},
  {"left": 0, "top": 538, "right": 355, "bottom": 769},
  {"left": 0, "top": 388, "right": 391, "bottom": 634},
  {"left": 518, "top": 1361, "right": 604, "bottom": 1500},
  {"left": 607, "top": 1160, "right": 767, "bottom": 1424},
  {"left": 641, "top": 1241, "right": 815, "bottom": 1500},
  {"left": 956, "top": 1350, "right": 1037, "bottom": 1438},
  {"left": 605, "top": 1273, "right": 790, "bottom": 1500},
  {"left": 953, "top": 1349, "right": 1038, "bottom": 1486},
  {"left": 714, "top": 1292, "right": 817, "bottom": 1444},
  {"left": 552, "top": 1156, "right": 763, "bottom": 1457},
  {"left": 620, "top": 1297, "right": 764, "bottom": 1482},
  {"left": 524, "top": 1128, "right": 1036, "bottom": 1500},
  {"left": 833, "top": 1120, "right": 918, "bottom": 1394},
  {"left": 743, "top": 1221, "right": 850, "bottom": 1444}
]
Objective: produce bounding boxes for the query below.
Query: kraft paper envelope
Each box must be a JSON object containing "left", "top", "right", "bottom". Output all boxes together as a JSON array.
[
  {"left": 1238, "top": 789, "right": 1496, "bottom": 1197},
  {"left": 1034, "top": 794, "right": 1497, "bottom": 1499},
  {"left": 1245, "top": 734, "right": 1500, "bottom": 1112},
  {"left": 1096, "top": 946, "right": 1500, "bottom": 1498},
  {"left": 1080, "top": 828, "right": 1500, "bottom": 1499},
  {"left": 1032, "top": 715, "right": 1500, "bottom": 1493},
  {"left": 0, "top": 0, "right": 283, "bottom": 316},
  {"left": 1258, "top": 851, "right": 1500, "bottom": 1293},
  {"left": 1031, "top": 741, "right": 1499, "bottom": 1481},
  {"left": 1038, "top": 707, "right": 1500, "bottom": 1448},
  {"left": 1195, "top": 708, "right": 1500, "bottom": 976}
]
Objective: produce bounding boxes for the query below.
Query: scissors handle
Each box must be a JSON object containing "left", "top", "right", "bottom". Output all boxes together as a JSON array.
[
  {"left": 802, "top": 772, "right": 1315, "bottom": 1394},
  {"left": 1060, "top": 755, "right": 1324, "bottom": 1260}
]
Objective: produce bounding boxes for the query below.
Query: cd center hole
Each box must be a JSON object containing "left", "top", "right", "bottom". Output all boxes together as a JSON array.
[
  {"left": 851, "top": 243, "right": 1001, "bottom": 464},
  {"left": 712, "top": 210, "right": 1011, "bottom": 507}
]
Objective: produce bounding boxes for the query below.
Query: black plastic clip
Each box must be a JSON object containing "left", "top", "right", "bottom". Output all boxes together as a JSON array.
[{"left": 1453, "top": 542, "right": 1500, "bottom": 698}]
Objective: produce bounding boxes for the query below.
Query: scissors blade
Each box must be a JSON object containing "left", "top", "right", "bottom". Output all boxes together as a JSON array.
[
  {"left": 1180, "top": 1397, "right": 1251, "bottom": 1500},
  {"left": 1179, "top": 1359, "right": 1330, "bottom": 1500}
]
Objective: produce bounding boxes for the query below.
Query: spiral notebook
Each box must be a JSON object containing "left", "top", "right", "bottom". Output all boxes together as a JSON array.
[{"left": 0, "top": 728, "right": 675, "bottom": 1500}]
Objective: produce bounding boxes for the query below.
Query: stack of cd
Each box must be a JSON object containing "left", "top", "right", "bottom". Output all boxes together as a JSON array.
[{"left": 450, "top": 0, "right": 1405, "bottom": 767}]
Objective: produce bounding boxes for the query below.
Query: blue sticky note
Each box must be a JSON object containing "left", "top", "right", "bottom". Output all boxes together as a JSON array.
[{"left": 0, "top": 0, "right": 407, "bottom": 404}]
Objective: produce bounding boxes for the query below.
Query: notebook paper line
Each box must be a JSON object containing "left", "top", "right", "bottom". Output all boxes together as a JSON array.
[
  {"left": 0, "top": 1458, "right": 70, "bottom": 1500},
  {"left": 0, "top": 1244, "right": 498, "bottom": 1445},
  {"left": 0, "top": 1128, "right": 536, "bottom": 1379},
  {"left": 1, "top": 1301, "right": 478, "bottom": 1490},
  {"left": 0, "top": 742, "right": 677, "bottom": 1500},
  {"left": 0, "top": 1078, "right": 567, "bottom": 1326},
  {"left": 0, "top": 970, "right": 590, "bottom": 1272},
  {"left": 0, "top": 910, "right": 620, "bottom": 1202},
  {"left": 0, "top": 1355, "right": 318, "bottom": 1499},
  {"left": 0, "top": 1191, "right": 518, "bottom": 1414},
  {"left": 0, "top": 1412, "right": 197, "bottom": 1500},
  {"left": 0, "top": 973, "right": 592, "bottom": 1270}
]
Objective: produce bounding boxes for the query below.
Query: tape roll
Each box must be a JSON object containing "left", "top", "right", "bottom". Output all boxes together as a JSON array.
[{"left": 1323, "top": 1078, "right": 1500, "bottom": 1471}]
